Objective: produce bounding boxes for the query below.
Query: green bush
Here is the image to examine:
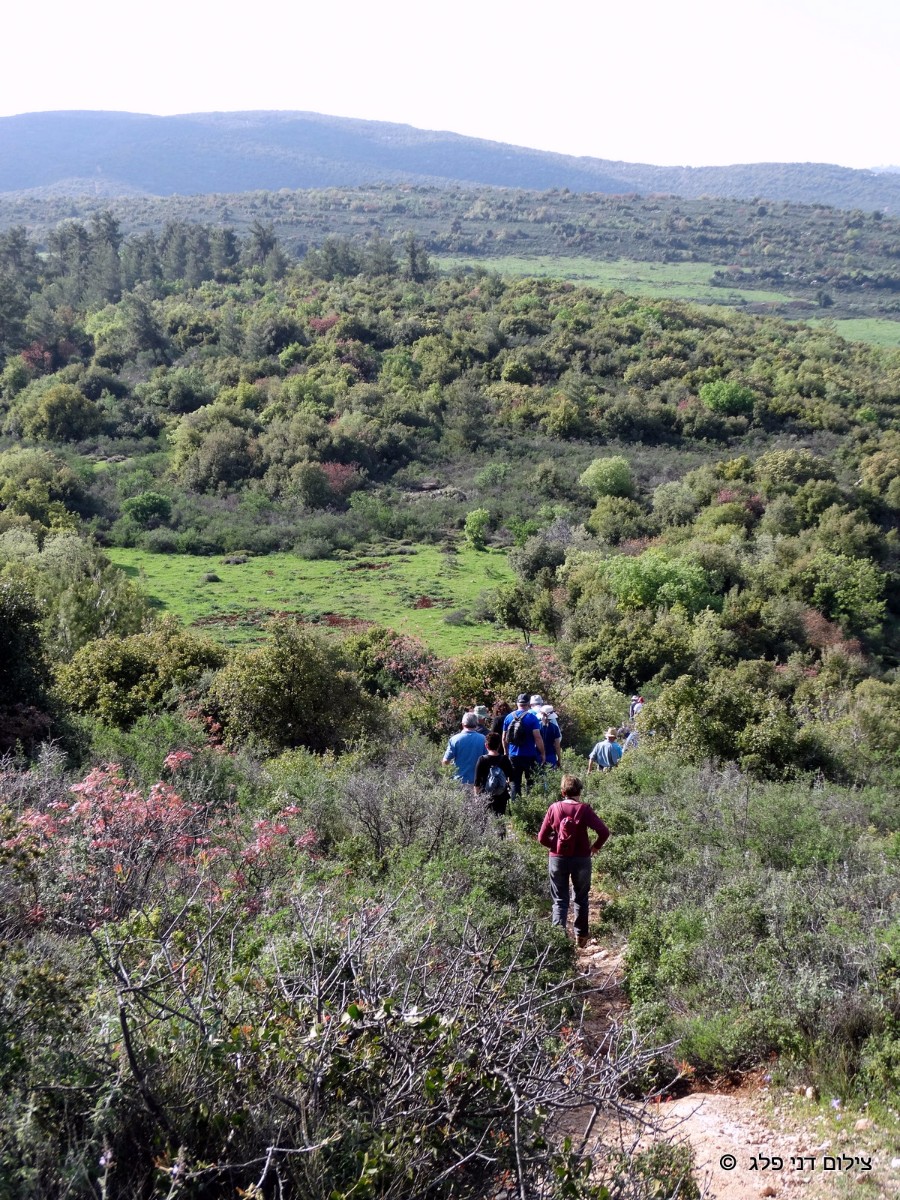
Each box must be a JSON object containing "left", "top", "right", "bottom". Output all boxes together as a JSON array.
[
  {"left": 57, "top": 620, "right": 226, "bottom": 727},
  {"left": 208, "top": 621, "right": 386, "bottom": 753},
  {"left": 699, "top": 379, "right": 756, "bottom": 416}
]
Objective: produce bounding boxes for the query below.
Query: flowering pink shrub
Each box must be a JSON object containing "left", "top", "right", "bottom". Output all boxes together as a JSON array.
[
  {"left": 308, "top": 313, "right": 339, "bottom": 335},
  {"left": 1, "top": 763, "right": 318, "bottom": 932},
  {"left": 319, "top": 461, "right": 364, "bottom": 497}
]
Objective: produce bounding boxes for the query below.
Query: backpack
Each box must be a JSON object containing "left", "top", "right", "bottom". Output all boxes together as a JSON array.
[
  {"left": 484, "top": 763, "right": 508, "bottom": 796},
  {"left": 508, "top": 711, "right": 532, "bottom": 749},
  {"left": 555, "top": 802, "right": 583, "bottom": 854}
]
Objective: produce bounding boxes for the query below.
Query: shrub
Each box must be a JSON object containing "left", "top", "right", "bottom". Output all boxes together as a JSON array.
[
  {"left": 578, "top": 455, "right": 635, "bottom": 499},
  {"left": 57, "top": 621, "right": 226, "bottom": 727},
  {"left": 699, "top": 379, "right": 756, "bottom": 416},
  {"left": 208, "top": 621, "right": 385, "bottom": 753}
]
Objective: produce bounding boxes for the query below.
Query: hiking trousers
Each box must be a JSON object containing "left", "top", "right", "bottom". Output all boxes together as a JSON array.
[
  {"left": 508, "top": 756, "right": 539, "bottom": 798},
  {"left": 548, "top": 855, "right": 592, "bottom": 937}
]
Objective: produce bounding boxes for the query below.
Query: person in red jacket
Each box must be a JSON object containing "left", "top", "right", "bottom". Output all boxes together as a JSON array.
[{"left": 537, "top": 775, "right": 610, "bottom": 947}]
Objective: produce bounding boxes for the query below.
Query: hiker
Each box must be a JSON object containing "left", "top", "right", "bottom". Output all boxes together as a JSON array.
[
  {"left": 490, "top": 700, "right": 512, "bottom": 736},
  {"left": 502, "top": 692, "right": 546, "bottom": 796},
  {"left": 587, "top": 727, "right": 622, "bottom": 772},
  {"left": 537, "top": 775, "right": 610, "bottom": 947},
  {"left": 621, "top": 727, "right": 640, "bottom": 753},
  {"left": 473, "top": 731, "right": 514, "bottom": 815},
  {"left": 629, "top": 695, "right": 641, "bottom": 721},
  {"left": 471, "top": 704, "right": 491, "bottom": 735},
  {"left": 442, "top": 713, "right": 487, "bottom": 784},
  {"left": 539, "top": 704, "right": 563, "bottom": 769}
]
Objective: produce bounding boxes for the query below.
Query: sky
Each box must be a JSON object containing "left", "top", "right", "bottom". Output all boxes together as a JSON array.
[{"left": 2, "top": 0, "right": 897, "bottom": 169}]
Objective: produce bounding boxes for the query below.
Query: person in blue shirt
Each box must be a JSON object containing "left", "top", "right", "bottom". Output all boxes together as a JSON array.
[
  {"left": 502, "top": 693, "right": 545, "bottom": 797},
  {"left": 539, "top": 705, "right": 563, "bottom": 768},
  {"left": 442, "top": 713, "right": 487, "bottom": 784},
  {"left": 587, "top": 728, "right": 623, "bottom": 772}
]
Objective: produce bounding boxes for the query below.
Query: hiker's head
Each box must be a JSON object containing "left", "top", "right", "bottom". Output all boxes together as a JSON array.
[
  {"left": 486, "top": 731, "right": 502, "bottom": 752},
  {"left": 530, "top": 694, "right": 544, "bottom": 707},
  {"left": 473, "top": 705, "right": 490, "bottom": 721},
  {"left": 605, "top": 727, "right": 618, "bottom": 741},
  {"left": 492, "top": 700, "right": 511, "bottom": 718},
  {"left": 516, "top": 692, "right": 530, "bottom": 708},
  {"left": 461, "top": 713, "right": 479, "bottom": 730},
  {"left": 561, "top": 775, "right": 583, "bottom": 798},
  {"left": 540, "top": 704, "right": 557, "bottom": 721}
]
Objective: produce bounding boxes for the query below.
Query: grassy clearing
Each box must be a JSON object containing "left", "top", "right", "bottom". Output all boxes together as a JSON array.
[
  {"left": 808, "top": 316, "right": 900, "bottom": 348},
  {"left": 108, "top": 544, "right": 515, "bottom": 656},
  {"left": 437, "top": 254, "right": 797, "bottom": 305},
  {"left": 439, "top": 255, "right": 900, "bottom": 348}
]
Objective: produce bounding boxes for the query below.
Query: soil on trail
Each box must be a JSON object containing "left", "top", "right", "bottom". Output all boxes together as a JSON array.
[{"left": 572, "top": 900, "right": 847, "bottom": 1200}]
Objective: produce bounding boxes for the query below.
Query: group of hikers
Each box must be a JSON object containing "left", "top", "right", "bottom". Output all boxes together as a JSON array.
[{"left": 440, "top": 689, "right": 645, "bottom": 945}]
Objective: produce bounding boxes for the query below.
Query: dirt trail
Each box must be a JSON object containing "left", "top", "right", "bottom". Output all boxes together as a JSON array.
[{"left": 572, "top": 908, "right": 849, "bottom": 1200}]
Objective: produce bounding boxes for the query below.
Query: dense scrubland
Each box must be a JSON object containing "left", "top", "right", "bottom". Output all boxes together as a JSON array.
[
  {"left": 1, "top": 207, "right": 899, "bottom": 1197},
  {"left": 4, "top": 184, "right": 900, "bottom": 328}
]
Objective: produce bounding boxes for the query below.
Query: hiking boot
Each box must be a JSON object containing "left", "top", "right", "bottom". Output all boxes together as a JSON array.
[{"left": 576, "top": 935, "right": 590, "bottom": 949}]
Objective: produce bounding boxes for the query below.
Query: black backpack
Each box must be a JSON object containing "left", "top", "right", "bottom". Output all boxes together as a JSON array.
[
  {"left": 508, "top": 712, "right": 532, "bottom": 749},
  {"left": 484, "top": 763, "right": 508, "bottom": 796}
]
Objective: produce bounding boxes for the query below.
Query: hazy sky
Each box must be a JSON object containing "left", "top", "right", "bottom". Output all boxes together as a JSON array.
[{"left": 3, "top": 0, "right": 897, "bottom": 168}]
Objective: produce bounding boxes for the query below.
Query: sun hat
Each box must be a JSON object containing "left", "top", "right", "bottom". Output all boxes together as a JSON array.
[
  {"left": 473, "top": 705, "right": 490, "bottom": 720},
  {"left": 540, "top": 704, "right": 557, "bottom": 718},
  {"left": 530, "top": 694, "right": 544, "bottom": 706},
  {"left": 605, "top": 727, "right": 619, "bottom": 739}
]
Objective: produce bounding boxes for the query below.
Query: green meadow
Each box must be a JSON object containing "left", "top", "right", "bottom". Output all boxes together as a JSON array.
[
  {"left": 438, "top": 255, "right": 900, "bottom": 347},
  {"left": 108, "top": 544, "right": 516, "bottom": 656},
  {"left": 807, "top": 316, "right": 900, "bottom": 348},
  {"left": 437, "top": 254, "right": 796, "bottom": 304}
]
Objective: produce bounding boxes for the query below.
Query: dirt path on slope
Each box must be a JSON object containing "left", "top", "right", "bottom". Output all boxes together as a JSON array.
[{"left": 572, "top": 901, "right": 854, "bottom": 1200}]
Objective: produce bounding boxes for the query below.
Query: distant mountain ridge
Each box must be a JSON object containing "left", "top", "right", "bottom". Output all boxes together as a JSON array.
[{"left": 2, "top": 109, "right": 899, "bottom": 212}]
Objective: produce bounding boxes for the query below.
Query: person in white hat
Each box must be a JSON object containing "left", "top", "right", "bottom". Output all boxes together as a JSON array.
[{"left": 587, "top": 728, "right": 623, "bottom": 772}]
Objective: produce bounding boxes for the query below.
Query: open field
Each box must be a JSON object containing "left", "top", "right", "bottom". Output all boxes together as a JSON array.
[
  {"left": 108, "top": 544, "right": 516, "bottom": 656},
  {"left": 438, "top": 255, "right": 900, "bottom": 347},
  {"left": 806, "top": 316, "right": 900, "bottom": 348},
  {"left": 437, "top": 254, "right": 800, "bottom": 304}
]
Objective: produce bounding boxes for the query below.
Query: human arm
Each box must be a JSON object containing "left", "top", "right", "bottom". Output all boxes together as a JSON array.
[
  {"left": 472, "top": 756, "right": 488, "bottom": 794},
  {"left": 586, "top": 809, "right": 611, "bottom": 854},
  {"left": 441, "top": 738, "right": 455, "bottom": 767},
  {"left": 537, "top": 805, "right": 558, "bottom": 850},
  {"left": 532, "top": 729, "right": 545, "bottom": 762}
]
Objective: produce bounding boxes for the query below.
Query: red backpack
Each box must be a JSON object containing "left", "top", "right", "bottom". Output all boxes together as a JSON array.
[{"left": 555, "top": 800, "right": 584, "bottom": 854}]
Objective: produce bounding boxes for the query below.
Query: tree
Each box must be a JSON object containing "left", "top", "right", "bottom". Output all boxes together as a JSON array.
[
  {"left": 404, "top": 234, "right": 433, "bottom": 283},
  {"left": 493, "top": 582, "right": 539, "bottom": 646},
  {"left": 208, "top": 623, "right": 385, "bottom": 754},
  {"left": 120, "top": 492, "right": 172, "bottom": 527},
  {"left": 699, "top": 380, "right": 756, "bottom": 416},
  {"left": 578, "top": 456, "right": 635, "bottom": 499},
  {"left": 58, "top": 621, "right": 226, "bottom": 727},
  {"left": 21, "top": 384, "right": 102, "bottom": 442},
  {"left": 0, "top": 579, "right": 52, "bottom": 751},
  {"left": 463, "top": 508, "right": 491, "bottom": 550}
]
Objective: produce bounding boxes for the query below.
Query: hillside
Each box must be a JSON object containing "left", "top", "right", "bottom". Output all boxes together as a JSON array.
[
  {"left": 2, "top": 203, "right": 900, "bottom": 1198},
  {"left": 3, "top": 109, "right": 900, "bottom": 211}
]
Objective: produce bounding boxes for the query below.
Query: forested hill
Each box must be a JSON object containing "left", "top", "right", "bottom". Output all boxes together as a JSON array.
[{"left": 3, "top": 109, "right": 900, "bottom": 212}]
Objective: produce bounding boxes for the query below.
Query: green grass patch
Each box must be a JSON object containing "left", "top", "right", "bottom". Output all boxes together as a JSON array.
[
  {"left": 808, "top": 316, "right": 900, "bottom": 348},
  {"left": 439, "top": 255, "right": 900, "bottom": 347},
  {"left": 437, "top": 254, "right": 797, "bottom": 305},
  {"left": 108, "top": 544, "right": 515, "bottom": 656}
]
